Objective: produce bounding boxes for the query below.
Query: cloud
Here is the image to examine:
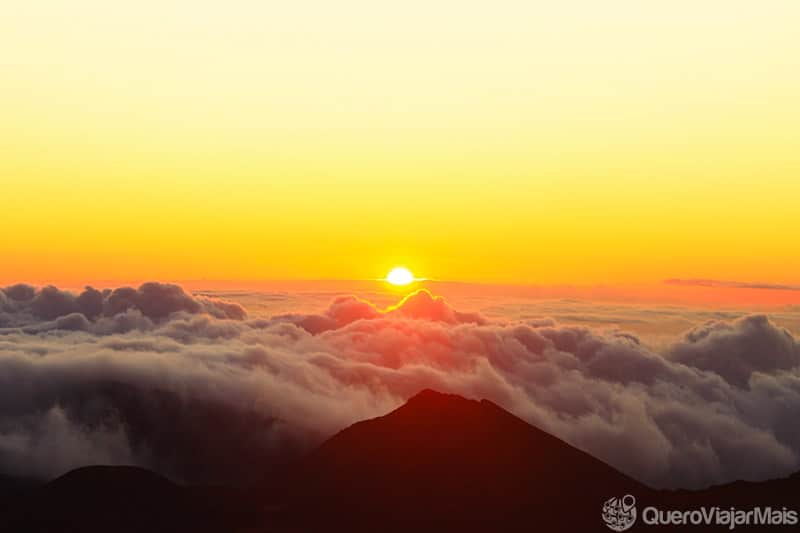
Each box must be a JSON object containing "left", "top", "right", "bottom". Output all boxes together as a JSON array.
[
  {"left": 1, "top": 284, "right": 799, "bottom": 489},
  {"left": 665, "top": 278, "right": 800, "bottom": 291},
  {"left": 0, "top": 282, "right": 246, "bottom": 329},
  {"left": 667, "top": 315, "right": 799, "bottom": 388},
  {"left": 3, "top": 284, "right": 36, "bottom": 302},
  {"left": 273, "top": 290, "right": 484, "bottom": 334}
]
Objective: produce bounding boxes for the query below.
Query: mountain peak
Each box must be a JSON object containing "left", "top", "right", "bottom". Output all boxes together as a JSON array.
[
  {"left": 405, "top": 388, "right": 477, "bottom": 406},
  {"left": 45, "top": 466, "right": 178, "bottom": 502},
  {"left": 49, "top": 465, "right": 175, "bottom": 490},
  {"left": 285, "top": 390, "right": 648, "bottom": 530}
]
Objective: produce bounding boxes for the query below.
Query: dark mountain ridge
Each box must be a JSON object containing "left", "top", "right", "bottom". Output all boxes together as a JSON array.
[
  {"left": 277, "top": 389, "right": 649, "bottom": 530},
  {"left": 2, "top": 390, "right": 798, "bottom": 532}
]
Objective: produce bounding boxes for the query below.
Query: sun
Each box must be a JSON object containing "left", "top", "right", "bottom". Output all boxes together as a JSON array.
[{"left": 386, "top": 267, "right": 415, "bottom": 286}]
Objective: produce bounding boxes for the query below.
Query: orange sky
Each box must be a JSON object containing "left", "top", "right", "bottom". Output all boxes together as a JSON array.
[{"left": 2, "top": 1, "right": 799, "bottom": 287}]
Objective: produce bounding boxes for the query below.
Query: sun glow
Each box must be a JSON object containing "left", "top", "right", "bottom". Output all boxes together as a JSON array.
[
  {"left": 1, "top": 2, "right": 799, "bottom": 286},
  {"left": 386, "top": 267, "right": 415, "bottom": 286}
]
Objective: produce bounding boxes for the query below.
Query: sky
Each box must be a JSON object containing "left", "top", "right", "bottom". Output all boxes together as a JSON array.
[{"left": 2, "top": 1, "right": 799, "bottom": 285}]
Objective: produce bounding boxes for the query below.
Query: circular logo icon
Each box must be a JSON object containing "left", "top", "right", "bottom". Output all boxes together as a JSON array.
[{"left": 602, "top": 494, "right": 637, "bottom": 531}]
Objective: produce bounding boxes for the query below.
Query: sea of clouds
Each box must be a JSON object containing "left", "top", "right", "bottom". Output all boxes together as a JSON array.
[{"left": 1, "top": 282, "right": 800, "bottom": 489}]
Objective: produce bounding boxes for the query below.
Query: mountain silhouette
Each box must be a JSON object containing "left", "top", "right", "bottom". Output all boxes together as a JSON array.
[
  {"left": 0, "top": 465, "right": 257, "bottom": 533},
  {"left": 273, "top": 389, "right": 649, "bottom": 531},
  {"left": 2, "top": 390, "right": 800, "bottom": 532}
]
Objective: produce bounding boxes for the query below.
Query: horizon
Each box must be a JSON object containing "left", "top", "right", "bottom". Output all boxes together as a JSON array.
[{"left": 4, "top": 277, "right": 800, "bottom": 309}]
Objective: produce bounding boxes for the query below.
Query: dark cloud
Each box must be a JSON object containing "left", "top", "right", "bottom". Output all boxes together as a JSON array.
[
  {"left": 2, "top": 284, "right": 36, "bottom": 301},
  {"left": 0, "top": 282, "right": 246, "bottom": 330},
  {"left": 31, "top": 285, "right": 81, "bottom": 320},
  {"left": 76, "top": 286, "right": 104, "bottom": 318},
  {"left": 667, "top": 315, "right": 799, "bottom": 388},
  {"left": 0, "top": 284, "right": 799, "bottom": 490},
  {"left": 54, "top": 313, "right": 92, "bottom": 332}
]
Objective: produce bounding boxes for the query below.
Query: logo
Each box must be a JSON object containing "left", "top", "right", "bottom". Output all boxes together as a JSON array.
[{"left": 602, "top": 494, "right": 637, "bottom": 531}]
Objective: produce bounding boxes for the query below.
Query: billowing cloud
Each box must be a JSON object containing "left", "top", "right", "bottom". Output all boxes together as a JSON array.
[
  {"left": 274, "top": 290, "right": 485, "bottom": 334},
  {"left": 0, "top": 282, "right": 246, "bottom": 330},
  {"left": 1, "top": 284, "right": 799, "bottom": 490},
  {"left": 667, "top": 315, "right": 799, "bottom": 387}
]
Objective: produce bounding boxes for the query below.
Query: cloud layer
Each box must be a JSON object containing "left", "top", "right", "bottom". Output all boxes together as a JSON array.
[
  {"left": 1, "top": 283, "right": 799, "bottom": 489},
  {"left": 665, "top": 278, "right": 800, "bottom": 291}
]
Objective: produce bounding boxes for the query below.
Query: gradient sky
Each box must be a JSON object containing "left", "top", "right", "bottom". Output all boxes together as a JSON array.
[{"left": 2, "top": 1, "right": 799, "bottom": 284}]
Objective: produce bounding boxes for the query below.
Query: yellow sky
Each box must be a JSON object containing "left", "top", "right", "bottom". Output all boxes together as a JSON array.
[{"left": 2, "top": 1, "right": 799, "bottom": 284}]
